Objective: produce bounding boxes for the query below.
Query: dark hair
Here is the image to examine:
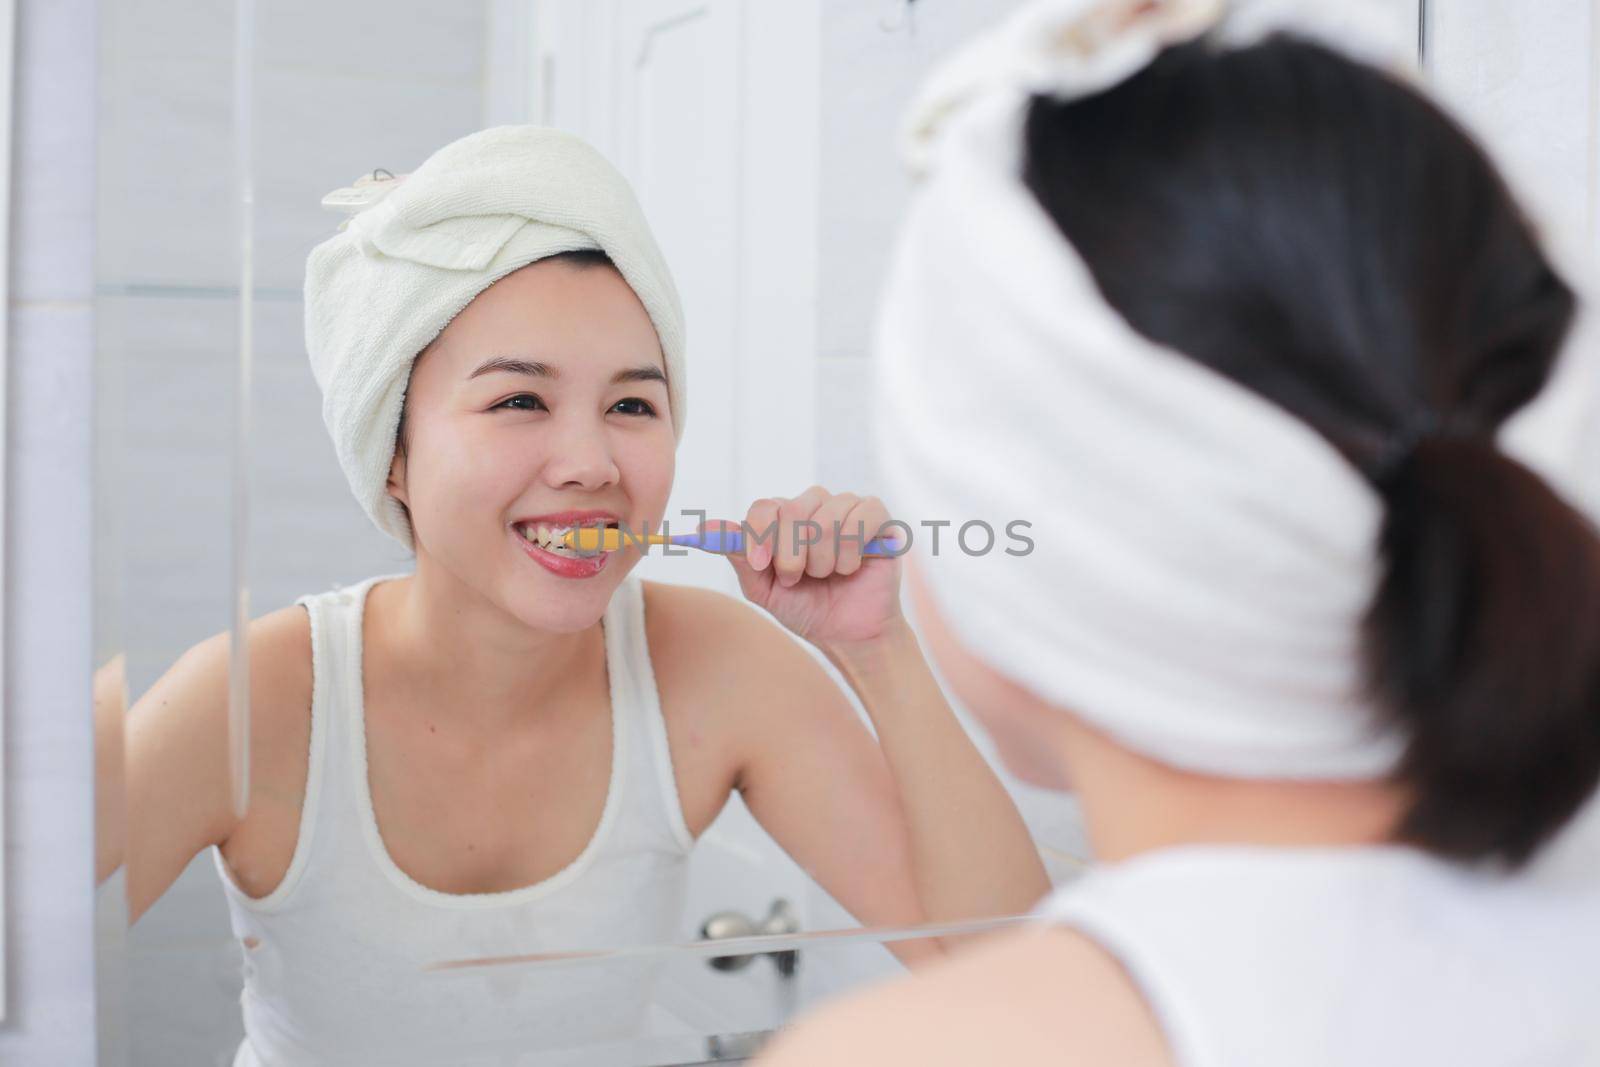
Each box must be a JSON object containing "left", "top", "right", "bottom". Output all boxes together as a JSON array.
[
  {"left": 390, "top": 248, "right": 618, "bottom": 546},
  {"left": 1021, "top": 36, "right": 1600, "bottom": 867}
]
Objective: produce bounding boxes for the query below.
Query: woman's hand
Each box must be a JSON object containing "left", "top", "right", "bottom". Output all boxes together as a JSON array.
[{"left": 710, "top": 486, "right": 906, "bottom": 649}]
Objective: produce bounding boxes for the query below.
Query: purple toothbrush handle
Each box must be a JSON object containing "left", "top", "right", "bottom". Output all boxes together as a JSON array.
[{"left": 672, "top": 529, "right": 902, "bottom": 556}]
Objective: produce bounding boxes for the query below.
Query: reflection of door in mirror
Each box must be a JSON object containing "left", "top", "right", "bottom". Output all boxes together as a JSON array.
[
  {"left": 518, "top": 0, "right": 843, "bottom": 1032},
  {"left": 532, "top": 0, "right": 816, "bottom": 596}
]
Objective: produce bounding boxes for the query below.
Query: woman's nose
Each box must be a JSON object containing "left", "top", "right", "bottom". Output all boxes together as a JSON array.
[{"left": 541, "top": 416, "right": 621, "bottom": 491}]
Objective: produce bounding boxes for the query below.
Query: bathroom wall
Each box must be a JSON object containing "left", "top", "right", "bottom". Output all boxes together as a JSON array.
[
  {"left": 1429, "top": 0, "right": 1597, "bottom": 265},
  {"left": 3, "top": 2, "right": 1596, "bottom": 1063},
  {"left": 815, "top": 0, "right": 1032, "bottom": 495},
  {"left": 0, "top": 0, "right": 99, "bottom": 1062}
]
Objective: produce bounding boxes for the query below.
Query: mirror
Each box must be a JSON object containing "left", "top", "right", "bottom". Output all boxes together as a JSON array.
[
  {"left": 91, "top": 0, "right": 1600, "bottom": 1064},
  {"left": 95, "top": 2, "right": 1086, "bottom": 1064}
]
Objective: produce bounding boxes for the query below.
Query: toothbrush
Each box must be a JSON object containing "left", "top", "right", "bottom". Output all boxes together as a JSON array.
[{"left": 563, "top": 527, "right": 902, "bottom": 558}]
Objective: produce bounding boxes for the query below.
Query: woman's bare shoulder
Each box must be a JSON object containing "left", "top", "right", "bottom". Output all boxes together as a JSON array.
[
  {"left": 124, "top": 601, "right": 319, "bottom": 915},
  {"left": 757, "top": 925, "right": 1173, "bottom": 1067},
  {"left": 136, "top": 602, "right": 311, "bottom": 727},
  {"left": 639, "top": 580, "right": 838, "bottom": 707},
  {"left": 640, "top": 580, "right": 805, "bottom": 670},
  {"left": 637, "top": 580, "right": 848, "bottom": 828},
  {"left": 142, "top": 603, "right": 315, "bottom": 798},
  {"left": 243, "top": 602, "right": 316, "bottom": 748},
  {"left": 639, "top": 578, "right": 762, "bottom": 629}
]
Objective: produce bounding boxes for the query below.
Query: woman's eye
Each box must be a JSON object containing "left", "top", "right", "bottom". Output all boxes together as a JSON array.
[
  {"left": 494, "top": 394, "right": 546, "bottom": 412},
  {"left": 611, "top": 397, "right": 657, "bottom": 417}
]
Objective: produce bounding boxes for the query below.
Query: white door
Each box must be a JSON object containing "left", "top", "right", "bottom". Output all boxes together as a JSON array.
[
  {"left": 534, "top": 0, "right": 761, "bottom": 598},
  {"left": 525, "top": 3, "right": 828, "bottom": 992}
]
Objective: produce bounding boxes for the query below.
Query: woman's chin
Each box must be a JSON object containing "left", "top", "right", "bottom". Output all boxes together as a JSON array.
[
  {"left": 503, "top": 538, "right": 632, "bottom": 631},
  {"left": 504, "top": 584, "right": 613, "bottom": 634}
]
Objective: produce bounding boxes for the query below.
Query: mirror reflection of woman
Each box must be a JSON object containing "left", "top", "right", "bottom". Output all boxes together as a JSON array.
[
  {"left": 764, "top": 1, "right": 1600, "bottom": 1064},
  {"left": 103, "top": 127, "right": 1047, "bottom": 1065}
]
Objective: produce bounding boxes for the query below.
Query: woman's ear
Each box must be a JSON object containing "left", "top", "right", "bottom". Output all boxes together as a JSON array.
[
  {"left": 387, "top": 447, "right": 409, "bottom": 509},
  {"left": 388, "top": 394, "right": 413, "bottom": 508}
]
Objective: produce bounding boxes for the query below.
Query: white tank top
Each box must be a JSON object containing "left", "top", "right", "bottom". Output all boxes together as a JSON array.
[
  {"left": 212, "top": 572, "right": 695, "bottom": 1066},
  {"left": 1035, "top": 843, "right": 1600, "bottom": 1067}
]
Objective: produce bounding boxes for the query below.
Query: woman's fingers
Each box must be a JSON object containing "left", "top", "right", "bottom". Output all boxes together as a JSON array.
[
  {"left": 773, "top": 485, "right": 831, "bottom": 587},
  {"left": 743, "top": 497, "right": 783, "bottom": 570},
  {"left": 707, "top": 517, "right": 770, "bottom": 601},
  {"left": 836, "top": 495, "right": 891, "bottom": 576},
  {"left": 805, "top": 492, "right": 860, "bottom": 578},
  {"left": 740, "top": 488, "right": 897, "bottom": 583}
]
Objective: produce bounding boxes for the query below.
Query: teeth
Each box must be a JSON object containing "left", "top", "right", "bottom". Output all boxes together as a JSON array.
[{"left": 516, "top": 522, "right": 613, "bottom": 555}]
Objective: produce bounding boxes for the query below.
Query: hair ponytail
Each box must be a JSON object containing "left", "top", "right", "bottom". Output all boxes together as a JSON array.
[
  {"left": 1021, "top": 34, "right": 1600, "bottom": 866},
  {"left": 1368, "top": 437, "right": 1600, "bottom": 866}
]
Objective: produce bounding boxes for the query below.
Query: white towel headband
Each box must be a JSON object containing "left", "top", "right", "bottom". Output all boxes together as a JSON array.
[{"left": 875, "top": 0, "right": 1600, "bottom": 778}]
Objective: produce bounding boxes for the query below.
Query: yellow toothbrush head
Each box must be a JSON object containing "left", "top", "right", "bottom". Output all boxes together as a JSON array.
[{"left": 563, "top": 526, "right": 626, "bottom": 556}]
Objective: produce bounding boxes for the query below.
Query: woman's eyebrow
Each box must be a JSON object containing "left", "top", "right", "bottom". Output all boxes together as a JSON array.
[
  {"left": 469, "top": 356, "right": 555, "bottom": 380},
  {"left": 612, "top": 365, "right": 667, "bottom": 386},
  {"left": 467, "top": 357, "right": 665, "bottom": 386}
]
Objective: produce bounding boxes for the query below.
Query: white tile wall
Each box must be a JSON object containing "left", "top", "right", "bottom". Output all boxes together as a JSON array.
[
  {"left": 251, "top": 67, "right": 483, "bottom": 291},
  {"left": 104, "top": 3, "right": 487, "bottom": 1063},
  {"left": 815, "top": 0, "right": 1033, "bottom": 497},
  {"left": 96, "top": 1, "right": 234, "bottom": 291},
  {"left": 1428, "top": 0, "right": 1594, "bottom": 258}
]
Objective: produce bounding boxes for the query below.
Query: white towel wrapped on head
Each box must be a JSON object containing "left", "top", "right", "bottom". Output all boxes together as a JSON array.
[{"left": 304, "top": 125, "right": 687, "bottom": 549}]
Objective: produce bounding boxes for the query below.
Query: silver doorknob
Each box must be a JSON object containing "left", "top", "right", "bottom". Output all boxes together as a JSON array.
[{"left": 699, "top": 898, "right": 800, "bottom": 976}]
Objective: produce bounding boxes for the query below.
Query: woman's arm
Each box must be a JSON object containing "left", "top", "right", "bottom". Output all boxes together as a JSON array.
[
  {"left": 117, "top": 603, "right": 311, "bottom": 924},
  {"left": 95, "top": 654, "right": 128, "bottom": 885},
  {"left": 122, "top": 631, "right": 242, "bottom": 922},
  {"left": 648, "top": 581, "right": 942, "bottom": 965},
  {"left": 729, "top": 608, "right": 1044, "bottom": 964},
  {"left": 711, "top": 488, "right": 1049, "bottom": 951},
  {"left": 814, "top": 617, "right": 1049, "bottom": 926}
]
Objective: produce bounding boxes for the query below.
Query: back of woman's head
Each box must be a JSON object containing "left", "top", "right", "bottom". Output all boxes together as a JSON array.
[{"left": 1021, "top": 34, "right": 1600, "bottom": 868}]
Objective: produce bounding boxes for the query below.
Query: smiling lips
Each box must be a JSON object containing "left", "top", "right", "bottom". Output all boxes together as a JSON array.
[{"left": 510, "top": 511, "right": 619, "bottom": 579}]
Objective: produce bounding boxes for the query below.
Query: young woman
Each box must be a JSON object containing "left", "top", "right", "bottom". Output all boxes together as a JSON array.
[
  {"left": 764, "top": 2, "right": 1600, "bottom": 1064},
  {"left": 108, "top": 126, "right": 1047, "bottom": 1065}
]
